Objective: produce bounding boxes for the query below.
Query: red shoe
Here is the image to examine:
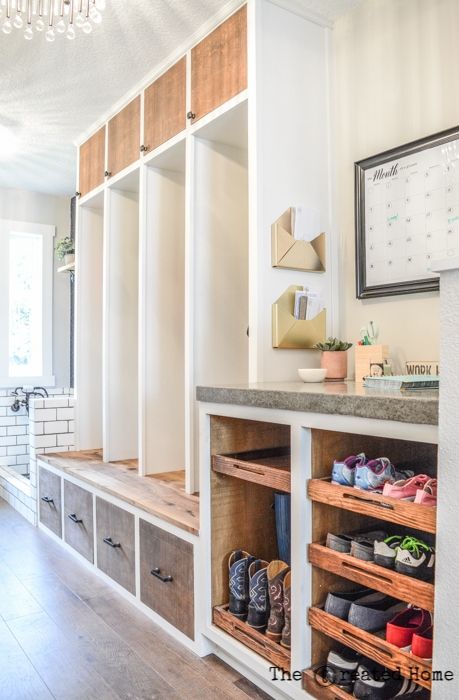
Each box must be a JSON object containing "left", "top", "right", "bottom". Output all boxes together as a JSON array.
[
  {"left": 386, "top": 607, "right": 432, "bottom": 650},
  {"left": 382, "top": 474, "right": 430, "bottom": 500},
  {"left": 412, "top": 625, "right": 433, "bottom": 660}
]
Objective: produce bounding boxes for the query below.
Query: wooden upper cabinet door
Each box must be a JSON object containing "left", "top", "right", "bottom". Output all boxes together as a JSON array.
[
  {"left": 191, "top": 5, "right": 247, "bottom": 123},
  {"left": 78, "top": 127, "right": 105, "bottom": 197},
  {"left": 144, "top": 57, "right": 186, "bottom": 152},
  {"left": 107, "top": 96, "right": 141, "bottom": 178}
]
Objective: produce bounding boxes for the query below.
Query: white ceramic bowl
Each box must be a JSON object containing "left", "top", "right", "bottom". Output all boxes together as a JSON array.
[{"left": 298, "top": 368, "right": 327, "bottom": 383}]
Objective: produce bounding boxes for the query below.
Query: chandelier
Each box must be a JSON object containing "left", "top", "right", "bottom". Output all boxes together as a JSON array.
[{"left": 0, "top": 0, "right": 105, "bottom": 41}]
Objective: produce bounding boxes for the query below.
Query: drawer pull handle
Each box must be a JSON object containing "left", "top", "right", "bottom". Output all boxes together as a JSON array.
[
  {"left": 342, "top": 493, "right": 394, "bottom": 510},
  {"left": 41, "top": 496, "right": 54, "bottom": 504},
  {"left": 103, "top": 537, "right": 121, "bottom": 548},
  {"left": 342, "top": 560, "right": 393, "bottom": 585},
  {"left": 68, "top": 513, "right": 83, "bottom": 524},
  {"left": 151, "top": 567, "right": 173, "bottom": 583},
  {"left": 233, "top": 462, "right": 265, "bottom": 476},
  {"left": 186, "top": 110, "right": 196, "bottom": 121}
]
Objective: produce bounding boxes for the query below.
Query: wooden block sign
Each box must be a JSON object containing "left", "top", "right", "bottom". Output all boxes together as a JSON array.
[
  {"left": 354, "top": 344, "right": 389, "bottom": 383},
  {"left": 406, "top": 361, "right": 439, "bottom": 376}
]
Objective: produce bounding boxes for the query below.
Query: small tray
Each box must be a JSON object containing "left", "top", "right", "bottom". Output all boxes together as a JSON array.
[
  {"left": 212, "top": 446, "right": 290, "bottom": 492},
  {"left": 308, "top": 543, "right": 434, "bottom": 610},
  {"left": 308, "top": 478, "right": 436, "bottom": 534},
  {"left": 308, "top": 607, "right": 432, "bottom": 690},
  {"left": 213, "top": 604, "right": 290, "bottom": 671}
]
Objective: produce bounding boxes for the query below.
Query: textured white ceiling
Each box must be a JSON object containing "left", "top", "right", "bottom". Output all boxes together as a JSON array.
[{"left": 0, "top": 0, "right": 361, "bottom": 196}]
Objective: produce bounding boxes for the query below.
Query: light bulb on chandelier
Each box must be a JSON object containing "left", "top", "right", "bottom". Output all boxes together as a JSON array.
[{"left": 0, "top": 0, "right": 105, "bottom": 40}]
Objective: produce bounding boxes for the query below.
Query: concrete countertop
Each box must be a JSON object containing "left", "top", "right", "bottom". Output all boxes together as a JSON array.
[{"left": 196, "top": 381, "right": 439, "bottom": 425}]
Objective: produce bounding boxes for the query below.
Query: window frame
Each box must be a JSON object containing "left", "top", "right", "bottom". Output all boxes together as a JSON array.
[{"left": 0, "top": 219, "right": 55, "bottom": 388}]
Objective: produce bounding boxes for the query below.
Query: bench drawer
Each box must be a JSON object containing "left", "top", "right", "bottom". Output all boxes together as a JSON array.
[
  {"left": 139, "top": 519, "right": 194, "bottom": 639},
  {"left": 63, "top": 480, "right": 94, "bottom": 563},
  {"left": 39, "top": 466, "right": 62, "bottom": 537},
  {"left": 96, "top": 498, "right": 135, "bottom": 594}
]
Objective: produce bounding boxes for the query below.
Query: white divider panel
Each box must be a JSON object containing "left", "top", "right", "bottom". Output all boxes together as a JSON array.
[
  {"left": 75, "top": 202, "right": 104, "bottom": 451},
  {"left": 103, "top": 185, "right": 139, "bottom": 462},
  {"left": 141, "top": 147, "right": 186, "bottom": 474}
]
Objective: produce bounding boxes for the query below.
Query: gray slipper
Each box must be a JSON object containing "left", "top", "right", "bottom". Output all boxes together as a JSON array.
[
  {"left": 348, "top": 596, "right": 404, "bottom": 632},
  {"left": 324, "top": 588, "right": 387, "bottom": 620}
]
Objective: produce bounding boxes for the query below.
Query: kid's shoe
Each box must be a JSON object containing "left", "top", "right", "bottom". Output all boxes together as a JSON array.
[
  {"left": 394, "top": 536, "right": 435, "bottom": 581},
  {"left": 355, "top": 457, "right": 414, "bottom": 492},
  {"left": 373, "top": 535, "right": 404, "bottom": 568},
  {"left": 353, "top": 659, "right": 429, "bottom": 699},
  {"left": 331, "top": 453, "right": 367, "bottom": 487},
  {"left": 386, "top": 607, "right": 432, "bottom": 650},
  {"left": 414, "top": 479, "right": 437, "bottom": 506},
  {"left": 382, "top": 475, "right": 430, "bottom": 500},
  {"left": 411, "top": 625, "right": 433, "bottom": 660}
]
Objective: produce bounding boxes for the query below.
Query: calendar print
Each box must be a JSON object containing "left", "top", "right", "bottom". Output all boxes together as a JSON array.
[{"left": 364, "top": 138, "right": 459, "bottom": 287}]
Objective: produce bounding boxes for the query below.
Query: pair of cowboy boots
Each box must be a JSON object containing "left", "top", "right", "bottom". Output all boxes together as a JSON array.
[{"left": 228, "top": 552, "right": 291, "bottom": 647}]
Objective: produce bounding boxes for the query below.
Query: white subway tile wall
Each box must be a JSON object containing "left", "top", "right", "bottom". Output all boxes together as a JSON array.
[{"left": 0, "top": 388, "right": 75, "bottom": 524}]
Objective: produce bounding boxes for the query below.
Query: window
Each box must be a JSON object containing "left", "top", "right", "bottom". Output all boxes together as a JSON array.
[{"left": 0, "top": 220, "right": 55, "bottom": 387}]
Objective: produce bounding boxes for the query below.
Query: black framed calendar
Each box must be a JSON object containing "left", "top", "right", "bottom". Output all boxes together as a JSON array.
[{"left": 355, "top": 126, "right": 459, "bottom": 298}]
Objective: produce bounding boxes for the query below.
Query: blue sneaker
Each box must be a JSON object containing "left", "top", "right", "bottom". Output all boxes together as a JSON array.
[
  {"left": 355, "top": 457, "right": 414, "bottom": 492},
  {"left": 332, "top": 453, "right": 367, "bottom": 487}
]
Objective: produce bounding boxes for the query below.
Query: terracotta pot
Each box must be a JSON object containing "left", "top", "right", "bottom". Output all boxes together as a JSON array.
[{"left": 320, "top": 351, "right": 348, "bottom": 381}]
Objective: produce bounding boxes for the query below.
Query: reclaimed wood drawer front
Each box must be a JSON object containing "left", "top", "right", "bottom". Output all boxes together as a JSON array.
[
  {"left": 39, "top": 466, "right": 62, "bottom": 537},
  {"left": 63, "top": 480, "right": 94, "bottom": 563},
  {"left": 139, "top": 519, "right": 194, "bottom": 639},
  {"left": 96, "top": 498, "right": 135, "bottom": 594}
]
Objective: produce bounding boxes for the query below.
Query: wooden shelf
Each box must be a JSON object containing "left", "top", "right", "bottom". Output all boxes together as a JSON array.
[
  {"left": 213, "top": 604, "right": 290, "bottom": 671},
  {"left": 308, "top": 543, "right": 434, "bottom": 610},
  {"left": 212, "top": 447, "right": 290, "bottom": 492},
  {"left": 57, "top": 262, "right": 75, "bottom": 273},
  {"left": 308, "top": 478, "right": 436, "bottom": 534},
  {"left": 308, "top": 607, "right": 432, "bottom": 690},
  {"left": 302, "top": 669, "right": 352, "bottom": 700}
]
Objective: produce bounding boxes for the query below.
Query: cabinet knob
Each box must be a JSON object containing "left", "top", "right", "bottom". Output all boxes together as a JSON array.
[
  {"left": 187, "top": 111, "right": 196, "bottom": 121},
  {"left": 68, "top": 513, "right": 83, "bottom": 524},
  {"left": 151, "top": 567, "right": 173, "bottom": 583},
  {"left": 104, "top": 170, "right": 111, "bottom": 178},
  {"left": 140, "top": 144, "right": 149, "bottom": 153},
  {"left": 75, "top": 191, "right": 81, "bottom": 198}
]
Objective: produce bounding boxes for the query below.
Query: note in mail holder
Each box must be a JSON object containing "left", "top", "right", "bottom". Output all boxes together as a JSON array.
[
  {"left": 272, "top": 285, "right": 327, "bottom": 349},
  {"left": 271, "top": 208, "right": 326, "bottom": 272}
]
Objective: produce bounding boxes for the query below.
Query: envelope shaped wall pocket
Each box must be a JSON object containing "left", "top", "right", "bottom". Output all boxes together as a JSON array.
[
  {"left": 271, "top": 208, "right": 326, "bottom": 272},
  {"left": 272, "top": 285, "right": 326, "bottom": 349}
]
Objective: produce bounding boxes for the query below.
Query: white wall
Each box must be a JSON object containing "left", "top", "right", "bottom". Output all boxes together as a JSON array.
[
  {"left": 0, "top": 187, "right": 71, "bottom": 387},
  {"left": 331, "top": 0, "right": 459, "bottom": 374}
]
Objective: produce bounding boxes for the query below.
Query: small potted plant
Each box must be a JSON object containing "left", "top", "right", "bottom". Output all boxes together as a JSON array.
[
  {"left": 55, "top": 236, "right": 75, "bottom": 265},
  {"left": 313, "top": 337, "right": 353, "bottom": 382}
]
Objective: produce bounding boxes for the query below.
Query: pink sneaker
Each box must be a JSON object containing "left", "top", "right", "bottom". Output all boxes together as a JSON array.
[
  {"left": 414, "top": 478, "right": 437, "bottom": 506},
  {"left": 382, "top": 474, "right": 430, "bottom": 500}
]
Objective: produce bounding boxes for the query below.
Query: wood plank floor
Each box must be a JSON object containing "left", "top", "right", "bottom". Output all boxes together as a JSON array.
[{"left": 0, "top": 500, "right": 271, "bottom": 700}]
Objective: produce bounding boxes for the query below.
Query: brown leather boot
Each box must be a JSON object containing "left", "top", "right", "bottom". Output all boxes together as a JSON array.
[
  {"left": 280, "top": 570, "right": 291, "bottom": 648},
  {"left": 266, "top": 560, "right": 290, "bottom": 641}
]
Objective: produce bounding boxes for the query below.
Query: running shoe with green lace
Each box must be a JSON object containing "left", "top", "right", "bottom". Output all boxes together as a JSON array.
[
  {"left": 394, "top": 536, "right": 435, "bottom": 581},
  {"left": 373, "top": 535, "right": 404, "bottom": 569}
]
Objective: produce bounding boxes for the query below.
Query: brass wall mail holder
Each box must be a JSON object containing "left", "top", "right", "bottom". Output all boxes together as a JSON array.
[
  {"left": 271, "top": 208, "right": 326, "bottom": 272},
  {"left": 272, "top": 285, "right": 326, "bottom": 349}
]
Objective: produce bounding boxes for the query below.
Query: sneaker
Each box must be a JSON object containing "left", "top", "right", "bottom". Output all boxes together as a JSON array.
[
  {"left": 353, "top": 659, "right": 429, "bottom": 698},
  {"left": 324, "top": 588, "right": 384, "bottom": 620},
  {"left": 414, "top": 478, "right": 437, "bottom": 506},
  {"left": 355, "top": 457, "right": 414, "bottom": 492},
  {"left": 324, "top": 644, "right": 361, "bottom": 692},
  {"left": 394, "top": 536, "right": 435, "bottom": 581},
  {"left": 382, "top": 474, "right": 431, "bottom": 500},
  {"left": 332, "top": 453, "right": 367, "bottom": 487},
  {"left": 348, "top": 595, "right": 404, "bottom": 632},
  {"left": 412, "top": 625, "right": 433, "bottom": 660},
  {"left": 386, "top": 607, "right": 432, "bottom": 650},
  {"left": 374, "top": 535, "right": 404, "bottom": 568},
  {"left": 350, "top": 530, "right": 387, "bottom": 561}
]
